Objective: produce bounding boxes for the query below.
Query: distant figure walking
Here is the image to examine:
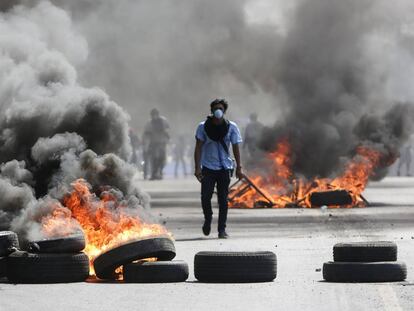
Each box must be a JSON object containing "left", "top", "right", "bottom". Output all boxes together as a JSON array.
[
  {"left": 243, "top": 113, "right": 264, "bottom": 166},
  {"left": 143, "top": 108, "right": 170, "bottom": 180},
  {"left": 194, "top": 99, "right": 243, "bottom": 239},
  {"left": 173, "top": 134, "right": 188, "bottom": 178},
  {"left": 398, "top": 143, "right": 412, "bottom": 176}
]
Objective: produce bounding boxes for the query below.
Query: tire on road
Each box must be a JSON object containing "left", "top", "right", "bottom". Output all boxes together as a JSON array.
[
  {"left": 7, "top": 251, "right": 89, "bottom": 283},
  {"left": 323, "top": 261, "right": 407, "bottom": 282},
  {"left": 28, "top": 233, "right": 85, "bottom": 253},
  {"left": 123, "top": 260, "right": 189, "bottom": 283},
  {"left": 93, "top": 235, "right": 176, "bottom": 280},
  {"left": 333, "top": 241, "right": 397, "bottom": 262},
  {"left": 0, "top": 257, "right": 6, "bottom": 278},
  {"left": 194, "top": 251, "right": 277, "bottom": 283},
  {"left": 0, "top": 231, "right": 19, "bottom": 256}
]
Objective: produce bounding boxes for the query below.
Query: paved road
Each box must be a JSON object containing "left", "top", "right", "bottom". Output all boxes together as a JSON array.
[{"left": 1, "top": 177, "right": 414, "bottom": 311}]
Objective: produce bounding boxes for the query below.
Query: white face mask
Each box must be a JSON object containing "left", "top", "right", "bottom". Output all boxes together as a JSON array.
[{"left": 213, "top": 109, "right": 224, "bottom": 119}]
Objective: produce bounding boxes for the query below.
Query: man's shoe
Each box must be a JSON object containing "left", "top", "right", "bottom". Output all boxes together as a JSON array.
[
  {"left": 202, "top": 221, "right": 211, "bottom": 236},
  {"left": 218, "top": 231, "right": 229, "bottom": 239}
]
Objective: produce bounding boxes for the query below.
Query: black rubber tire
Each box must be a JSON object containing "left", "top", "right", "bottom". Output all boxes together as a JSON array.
[
  {"left": 333, "top": 241, "right": 397, "bottom": 262},
  {"left": 0, "top": 231, "right": 19, "bottom": 256},
  {"left": 6, "top": 251, "right": 90, "bottom": 283},
  {"left": 0, "top": 257, "right": 6, "bottom": 278},
  {"left": 93, "top": 235, "right": 176, "bottom": 280},
  {"left": 309, "top": 190, "right": 353, "bottom": 207},
  {"left": 323, "top": 261, "right": 407, "bottom": 282},
  {"left": 123, "top": 260, "right": 189, "bottom": 283},
  {"left": 28, "top": 233, "right": 85, "bottom": 253},
  {"left": 194, "top": 251, "right": 277, "bottom": 283}
]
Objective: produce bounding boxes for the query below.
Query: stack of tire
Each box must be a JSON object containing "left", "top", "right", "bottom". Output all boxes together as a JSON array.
[
  {"left": 6, "top": 233, "right": 89, "bottom": 283},
  {"left": 194, "top": 251, "right": 277, "bottom": 283},
  {"left": 323, "top": 241, "right": 407, "bottom": 282},
  {"left": 0, "top": 231, "right": 20, "bottom": 280},
  {"left": 93, "top": 235, "right": 189, "bottom": 283}
]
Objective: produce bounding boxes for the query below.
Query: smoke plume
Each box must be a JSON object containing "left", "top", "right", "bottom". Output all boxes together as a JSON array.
[
  {"left": 49, "top": 0, "right": 414, "bottom": 178},
  {"left": 259, "top": 0, "right": 414, "bottom": 178},
  {"left": 0, "top": 1, "right": 149, "bottom": 241}
]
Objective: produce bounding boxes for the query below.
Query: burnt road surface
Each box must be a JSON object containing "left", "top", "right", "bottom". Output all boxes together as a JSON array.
[{"left": 1, "top": 177, "right": 414, "bottom": 311}]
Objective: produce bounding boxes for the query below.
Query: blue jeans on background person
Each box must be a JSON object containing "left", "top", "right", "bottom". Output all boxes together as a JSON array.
[{"left": 201, "top": 167, "right": 231, "bottom": 233}]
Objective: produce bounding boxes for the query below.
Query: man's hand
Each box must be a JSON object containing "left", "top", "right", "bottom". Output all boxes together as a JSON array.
[
  {"left": 195, "top": 168, "right": 203, "bottom": 182},
  {"left": 235, "top": 166, "right": 244, "bottom": 180}
]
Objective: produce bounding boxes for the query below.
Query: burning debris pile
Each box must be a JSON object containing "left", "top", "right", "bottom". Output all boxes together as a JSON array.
[
  {"left": 230, "top": 142, "right": 382, "bottom": 208},
  {"left": 60, "top": 179, "right": 168, "bottom": 271},
  {"left": 0, "top": 0, "right": 169, "bottom": 275},
  {"left": 229, "top": 0, "right": 414, "bottom": 208},
  {"left": 230, "top": 103, "right": 413, "bottom": 209},
  {"left": 230, "top": 106, "right": 413, "bottom": 209}
]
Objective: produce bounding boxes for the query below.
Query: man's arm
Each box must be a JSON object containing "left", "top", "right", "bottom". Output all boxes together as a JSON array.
[
  {"left": 194, "top": 138, "right": 204, "bottom": 182},
  {"left": 232, "top": 143, "right": 244, "bottom": 179}
]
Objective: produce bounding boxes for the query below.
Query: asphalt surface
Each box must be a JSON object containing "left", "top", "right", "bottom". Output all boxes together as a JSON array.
[{"left": 1, "top": 177, "right": 414, "bottom": 311}]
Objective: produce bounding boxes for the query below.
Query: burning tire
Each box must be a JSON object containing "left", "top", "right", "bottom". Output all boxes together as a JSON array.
[
  {"left": 93, "top": 235, "right": 176, "bottom": 280},
  {"left": 323, "top": 261, "right": 407, "bottom": 282},
  {"left": 6, "top": 251, "right": 89, "bottom": 283},
  {"left": 0, "top": 231, "right": 19, "bottom": 256},
  {"left": 194, "top": 251, "right": 277, "bottom": 283},
  {"left": 123, "top": 260, "right": 189, "bottom": 283},
  {"left": 0, "top": 257, "right": 6, "bottom": 278},
  {"left": 333, "top": 241, "right": 397, "bottom": 262},
  {"left": 28, "top": 233, "right": 85, "bottom": 254}
]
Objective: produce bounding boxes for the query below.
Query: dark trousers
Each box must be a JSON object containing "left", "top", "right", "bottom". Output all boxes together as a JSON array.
[{"left": 201, "top": 167, "right": 231, "bottom": 232}]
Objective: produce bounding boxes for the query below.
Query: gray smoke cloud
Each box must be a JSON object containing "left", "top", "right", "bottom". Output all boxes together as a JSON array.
[
  {"left": 48, "top": 0, "right": 414, "bottom": 178},
  {"left": 47, "top": 0, "right": 284, "bottom": 129},
  {"left": 259, "top": 0, "right": 414, "bottom": 178},
  {"left": 31, "top": 133, "right": 86, "bottom": 165},
  {"left": 0, "top": 1, "right": 151, "bottom": 241}
]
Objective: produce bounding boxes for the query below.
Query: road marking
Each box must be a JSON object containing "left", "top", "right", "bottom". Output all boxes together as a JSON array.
[{"left": 378, "top": 286, "right": 403, "bottom": 311}]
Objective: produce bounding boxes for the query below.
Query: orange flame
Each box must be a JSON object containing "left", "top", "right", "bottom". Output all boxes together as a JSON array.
[
  {"left": 42, "top": 179, "right": 169, "bottom": 275},
  {"left": 230, "top": 140, "right": 384, "bottom": 208}
]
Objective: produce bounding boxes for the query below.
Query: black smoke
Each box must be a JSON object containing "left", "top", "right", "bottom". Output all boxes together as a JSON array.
[
  {"left": 258, "top": 0, "right": 414, "bottom": 179},
  {"left": 0, "top": 2, "right": 149, "bottom": 241}
]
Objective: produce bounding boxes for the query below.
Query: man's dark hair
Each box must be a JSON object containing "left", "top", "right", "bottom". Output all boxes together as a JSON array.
[{"left": 210, "top": 99, "right": 228, "bottom": 113}]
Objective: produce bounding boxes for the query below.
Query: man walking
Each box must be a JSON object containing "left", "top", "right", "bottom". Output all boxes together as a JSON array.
[{"left": 194, "top": 99, "right": 243, "bottom": 239}]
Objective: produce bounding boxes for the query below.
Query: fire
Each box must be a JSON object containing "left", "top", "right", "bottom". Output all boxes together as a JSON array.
[
  {"left": 42, "top": 179, "right": 169, "bottom": 275},
  {"left": 230, "top": 140, "right": 384, "bottom": 208},
  {"left": 41, "top": 204, "right": 83, "bottom": 237}
]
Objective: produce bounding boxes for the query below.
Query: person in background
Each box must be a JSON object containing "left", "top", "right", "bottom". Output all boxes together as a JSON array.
[
  {"left": 243, "top": 113, "right": 264, "bottom": 167},
  {"left": 194, "top": 99, "right": 243, "bottom": 239},
  {"left": 143, "top": 108, "right": 170, "bottom": 180},
  {"left": 173, "top": 134, "right": 188, "bottom": 178},
  {"left": 397, "top": 142, "right": 412, "bottom": 176}
]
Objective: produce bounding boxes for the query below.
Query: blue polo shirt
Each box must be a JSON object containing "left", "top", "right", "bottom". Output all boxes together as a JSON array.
[{"left": 195, "top": 120, "right": 243, "bottom": 170}]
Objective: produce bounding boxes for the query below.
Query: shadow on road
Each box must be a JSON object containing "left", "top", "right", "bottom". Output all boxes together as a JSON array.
[{"left": 175, "top": 237, "right": 218, "bottom": 242}]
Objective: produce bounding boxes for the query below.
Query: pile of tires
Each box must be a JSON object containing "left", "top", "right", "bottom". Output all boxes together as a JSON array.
[
  {"left": 194, "top": 251, "right": 277, "bottom": 283},
  {"left": 93, "top": 235, "right": 189, "bottom": 283},
  {"left": 323, "top": 241, "right": 407, "bottom": 282},
  {"left": 6, "top": 233, "right": 89, "bottom": 283}
]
